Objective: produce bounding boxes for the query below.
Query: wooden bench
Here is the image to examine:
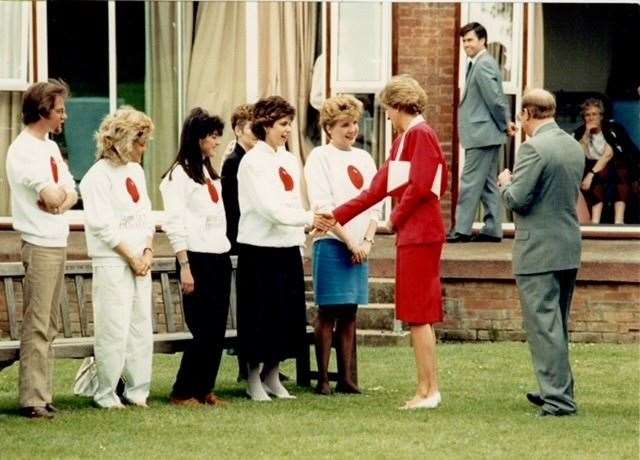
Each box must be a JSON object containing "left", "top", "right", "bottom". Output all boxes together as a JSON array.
[{"left": 0, "top": 257, "right": 317, "bottom": 386}]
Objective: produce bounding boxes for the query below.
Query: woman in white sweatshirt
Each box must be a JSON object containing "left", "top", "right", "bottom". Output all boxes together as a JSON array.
[
  {"left": 304, "top": 95, "right": 380, "bottom": 395},
  {"left": 160, "top": 108, "right": 231, "bottom": 407},
  {"left": 79, "top": 106, "right": 155, "bottom": 409},
  {"left": 236, "top": 96, "right": 315, "bottom": 401}
]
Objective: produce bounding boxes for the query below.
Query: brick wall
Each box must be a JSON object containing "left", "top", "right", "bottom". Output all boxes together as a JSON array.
[
  {"left": 394, "top": 3, "right": 458, "bottom": 227},
  {"left": 439, "top": 280, "right": 640, "bottom": 344}
]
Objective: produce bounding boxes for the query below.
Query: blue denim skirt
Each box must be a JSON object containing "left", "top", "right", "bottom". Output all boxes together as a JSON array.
[{"left": 312, "top": 239, "right": 368, "bottom": 306}]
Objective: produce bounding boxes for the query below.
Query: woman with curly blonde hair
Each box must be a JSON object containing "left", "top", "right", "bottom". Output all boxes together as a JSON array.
[
  {"left": 79, "top": 106, "right": 156, "bottom": 409},
  {"left": 304, "top": 95, "right": 381, "bottom": 395}
]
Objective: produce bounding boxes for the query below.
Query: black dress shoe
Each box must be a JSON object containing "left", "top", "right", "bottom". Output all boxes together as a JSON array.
[
  {"left": 471, "top": 233, "right": 502, "bottom": 243},
  {"left": 21, "top": 406, "right": 54, "bottom": 419},
  {"left": 526, "top": 392, "right": 544, "bottom": 407},
  {"left": 45, "top": 403, "right": 59, "bottom": 413},
  {"left": 538, "top": 408, "right": 576, "bottom": 417},
  {"left": 446, "top": 233, "right": 472, "bottom": 243}
]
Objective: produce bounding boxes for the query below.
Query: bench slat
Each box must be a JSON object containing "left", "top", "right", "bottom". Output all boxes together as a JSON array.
[
  {"left": 4, "top": 278, "right": 20, "bottom": 340},
  {"left": 160, "top": 273, "right": 177, "bottom": 333},
  {"left": 59, "top": 282, "right": 73, "bottom": 338},
  {"left": 74, "top": 275, "right": 89, "bottom": 336}
]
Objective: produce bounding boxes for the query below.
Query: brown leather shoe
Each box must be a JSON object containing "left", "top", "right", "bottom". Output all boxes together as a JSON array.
[
  {"left": 169, "top": 396, "right": 201, "bottom": 407},
  {"left": 201, "top": 393, "right": 227, "bottom": 406},
  {"left": 21, "top": 406, "right": 54, "bottom": 419}
]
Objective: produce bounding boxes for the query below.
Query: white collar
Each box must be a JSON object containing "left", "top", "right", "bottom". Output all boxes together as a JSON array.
[
  {"left": 405, "top": 114, "right": 425, "bottom": 133},
  {"left": 469, "top": 48, "right": 487, "bottom": 65}
]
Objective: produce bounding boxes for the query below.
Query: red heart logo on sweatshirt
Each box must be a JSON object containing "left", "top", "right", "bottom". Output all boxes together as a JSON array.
[
  {"left": 206, "top": 179, "right": 219, "bottom": 203},
  {"left": 50, "top": 157, "right": 59, "bottom": 183},
  {"left": 125, "top": 177, "right": 140, "bottom": 203},
  {"left": 347, "top": 165, "right": 364, "bottom": 190},
  {"left": 279, "top": 167, "right": 294, "bottom": 191}
]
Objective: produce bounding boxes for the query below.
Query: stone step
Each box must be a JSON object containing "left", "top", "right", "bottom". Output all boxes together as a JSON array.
[
  {"left": 356, "top": 329, "right": 410, "bottom": 347},
  {"left": 306, "top": 303, "right": 396, "bottom": 331},
  {"left": 304, "top": 277, "right": 395, "bottom": 304}
]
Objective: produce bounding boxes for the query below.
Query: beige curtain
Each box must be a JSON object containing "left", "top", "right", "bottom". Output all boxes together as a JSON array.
[
  {"left": 0, "top": 92, "right": 22, "bottom": 215},
  {"left": 530, "top": 3, "right": 544, "bottom": 88},
  {"left": 145, "top": 2, "right": 193, "bottom": 209},
  {"left": 257, "top": 2, "right": 317, "bottom": 163},
  {"left": 187, "top": 2, "right": 246, "bottom": 173}
]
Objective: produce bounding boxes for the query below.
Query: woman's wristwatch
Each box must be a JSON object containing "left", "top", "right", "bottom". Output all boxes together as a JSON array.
[
  {"left": 363, "top": 236, "right": 375, "bottom": 245},
  {"left": 179, "top": 259, "right": 190, "bottom": 268}
]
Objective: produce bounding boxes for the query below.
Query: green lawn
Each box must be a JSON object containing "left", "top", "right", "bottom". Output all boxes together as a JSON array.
[{"left": 0, "top": 343, "right": 638, "bottom": 459}]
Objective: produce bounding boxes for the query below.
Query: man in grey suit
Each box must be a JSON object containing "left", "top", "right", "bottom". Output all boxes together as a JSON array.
[
  {"left": 498, "top": 89, "right": 585, "bottom": 416},
  {"left": 448, "top": 22, "right": 515, "bottom": 243}
]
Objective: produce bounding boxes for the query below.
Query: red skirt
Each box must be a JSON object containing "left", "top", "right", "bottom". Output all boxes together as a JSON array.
[{"left": 395, "top": 243, "right": 444, "bottom": 325}]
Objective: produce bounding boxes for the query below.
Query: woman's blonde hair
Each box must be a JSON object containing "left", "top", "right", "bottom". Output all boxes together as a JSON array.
[
  {"left": 380, "top": 75, "right": 427, "bottom": 115},
  {"left": 319, "top": 95, "right": 364, "bottom": 138},
  {"left": 95, "top": 106, "right": 155, "bottom": 165}
]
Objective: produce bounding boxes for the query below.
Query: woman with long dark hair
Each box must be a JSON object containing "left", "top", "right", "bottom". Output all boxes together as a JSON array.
[{"left": 160, "top": 107, "right": 231, "bottom": 407}]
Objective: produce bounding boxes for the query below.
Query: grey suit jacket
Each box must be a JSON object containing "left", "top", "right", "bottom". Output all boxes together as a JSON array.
[
  {"left": 501, "top": 122, "right": 585, "bottom": 275},
  {"left": 458, "top": 51, "right": 509, "bottom": 149}
]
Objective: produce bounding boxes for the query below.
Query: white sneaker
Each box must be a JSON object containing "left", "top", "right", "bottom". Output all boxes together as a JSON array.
[
  {"left": 262, "top": 382, "right": 296, "bottom": 399},
  {"left": 399, "top": 392, "right": 441, "bottom": 410}
]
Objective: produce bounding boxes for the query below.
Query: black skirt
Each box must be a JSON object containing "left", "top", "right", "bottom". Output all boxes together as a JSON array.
[{"left": 236, "top": 244, "right": 307, "bottom": 366}]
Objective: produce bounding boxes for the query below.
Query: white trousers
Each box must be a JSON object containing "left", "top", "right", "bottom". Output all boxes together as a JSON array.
[{"left": 92, "top": 264, "right": 153, "bottom": 407}]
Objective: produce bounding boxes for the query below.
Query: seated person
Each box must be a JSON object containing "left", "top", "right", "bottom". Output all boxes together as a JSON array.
[{"left": 574, "top": 98, "right": 639, "bottom": 224}]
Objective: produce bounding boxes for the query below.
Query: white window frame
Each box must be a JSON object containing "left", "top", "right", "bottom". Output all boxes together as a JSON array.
[{"left": 328, "top": 1, "right": 393, "bottom": 221}]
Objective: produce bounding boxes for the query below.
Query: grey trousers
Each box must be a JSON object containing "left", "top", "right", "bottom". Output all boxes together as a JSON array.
[
  {"left": 453, "top": 146, "right": 502, "bottom": 237},
  {"left": 19, "top": 242, "right": 66, "bottom": 408},
  {"left": 515, "top": 269, "right": 578, "bottom": 415}
]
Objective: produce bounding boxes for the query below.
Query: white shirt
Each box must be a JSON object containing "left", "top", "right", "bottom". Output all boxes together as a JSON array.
[
  {"left": 586, "top": 132, "right": 607, "bottom": 160},
  {"left": 304, "top": 144, "right": 381, "bottom": 243},
  {"left": 159, "top": 164, "right": 230, "bottom": 254},
  {"left": 5, "top": 130, "right": 75, "bottom": 247},
  {"left": 79, "top": 159, "right": 154, "bottom": 264},
  {"left": 237, "top": 141, "right": 313, "bottom": 247}
]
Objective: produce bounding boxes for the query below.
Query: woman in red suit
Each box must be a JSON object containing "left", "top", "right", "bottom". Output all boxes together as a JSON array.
[{"left": 316, "top": 76, "right": 448, "bottom": 409}]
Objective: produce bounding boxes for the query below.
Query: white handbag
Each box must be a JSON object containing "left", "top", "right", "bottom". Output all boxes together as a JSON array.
[{"left": 73, "top": 357, "right": 99, "bottom": 397}]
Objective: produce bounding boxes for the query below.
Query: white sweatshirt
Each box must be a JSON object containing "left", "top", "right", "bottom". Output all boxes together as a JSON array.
[
  {"left": 304, "top": 143, "right": 381, "bottom": 243},
  {"left": 159, "top": 164, "right": 230, "bottom": 254},
  {"left": 5, "top": 130, "right": 75, "bottom": 247},
  {"left": 79, "top": 159, "right": 154, "bottom": 265},
  {"left": 237, "top": 141, "right": 313, "bottom": 247}
]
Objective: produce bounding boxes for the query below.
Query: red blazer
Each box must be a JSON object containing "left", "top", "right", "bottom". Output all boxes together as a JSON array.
[{"left": 333, "top": 122, "right": 448, "bottom": 246}]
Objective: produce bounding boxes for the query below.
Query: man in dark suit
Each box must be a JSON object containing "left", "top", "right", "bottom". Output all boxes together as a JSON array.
[
  {"left": 498, "top": 89, "right": 584, "bottom": 416},
  {"left": 448, "top": 22, "right": 515, "bottom": 243},
  {"left": 221, "top": 104, "right": 256, "bottom": 382},
  {"left": 222, "top": 104, "right": 257, "bottom": 254}
]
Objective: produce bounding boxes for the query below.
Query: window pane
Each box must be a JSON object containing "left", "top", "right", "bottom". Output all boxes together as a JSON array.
[
  {"left": 48, "top": 1, "right": 109, "bottom": 187},
  {"left": 468, "top": 3, "right": 514, "bottom": 83},
  {"left": 336, "top": 3, "right": 383, "bottom": 82},
  {"left": 0, "top": 2, "right": 28, "bottom": 84},
  {"left": 116, "top": 2, "right": 146, "bottom": 111}
]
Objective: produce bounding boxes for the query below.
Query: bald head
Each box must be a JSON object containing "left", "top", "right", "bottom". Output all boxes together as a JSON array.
[{"left": 521, "top": 89, "right": 556, "bottom": 119}]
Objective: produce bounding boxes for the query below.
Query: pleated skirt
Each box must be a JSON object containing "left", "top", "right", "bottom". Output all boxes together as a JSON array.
[{"left": 236, "top": 244, "right": 307, "bottom": 365}]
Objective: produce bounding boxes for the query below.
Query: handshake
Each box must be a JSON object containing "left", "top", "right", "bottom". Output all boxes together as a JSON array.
[{"left": 311, "top": 211, "right": 337, "bottom": 233}]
